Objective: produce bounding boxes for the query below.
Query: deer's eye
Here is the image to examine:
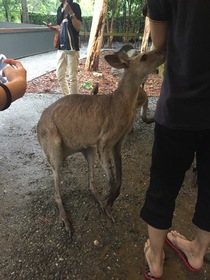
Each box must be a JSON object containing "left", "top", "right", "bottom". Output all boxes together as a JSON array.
[{"left": 140, "top": 54, "right": 147, "bottom": 62}]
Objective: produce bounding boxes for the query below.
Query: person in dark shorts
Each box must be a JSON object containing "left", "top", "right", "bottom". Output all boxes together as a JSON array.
[{"left": 140, "top": 1, "right": 210, "bottom": 279}]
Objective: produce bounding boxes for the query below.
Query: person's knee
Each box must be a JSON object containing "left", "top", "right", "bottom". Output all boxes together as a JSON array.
[
  {"left": 56, "top": 71, "right": 66, "bottom": 82},
  {"left": 69, "top": 76, "right": 77, "bottom": 83}
]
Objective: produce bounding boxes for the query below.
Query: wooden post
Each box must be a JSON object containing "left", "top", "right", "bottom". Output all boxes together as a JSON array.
[{"left": 140, "top": 17, "right": 150, "bottom": 53}]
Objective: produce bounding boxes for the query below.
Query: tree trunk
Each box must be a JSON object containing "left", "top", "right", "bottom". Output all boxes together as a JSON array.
[
  {"left": 85, "top": 0, "right": 108, "bottom": 71},
  {"left": 141, "top": 16, "right": 150, "bottom": 52},
  {"left": 2, "top": 0, "right": 9, "bottom": 21},
  {"left": 122, "top": 0, "right": 127, "bottom": 43},
  {"left": 21, "top": 0, "right": 29, "bottom": 23},
  {"left": 107, "top": 0, "right": 118, "bottom": 48}
]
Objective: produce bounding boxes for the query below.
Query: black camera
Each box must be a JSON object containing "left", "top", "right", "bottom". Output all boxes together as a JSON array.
[{"left": 0, "top": 54, "right": 8, "bottom": 83}]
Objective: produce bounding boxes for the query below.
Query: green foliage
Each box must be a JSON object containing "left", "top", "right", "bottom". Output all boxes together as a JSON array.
[
  {"left": 27, "top": 0, "right": 59, "bottom": 14},
  {"left": 0, "top": 0, "right": 146, "bottom": 40},
  {"left": 81, "top": 81, "right": 93, "bottom": 90},
  {"left": 0, "top": 0, "right": 59, "bottom": 22},
  {"left": 108, "top": 15, "right": 145, "bottom": 34},
  {"left": 0, "top": 0, "right": 20, "bottom": 21},
  {"left": 29, "top": 13, "right": 57, "bottom": 25},
  {"left": 107, "top": 0, "right": 146, "bottom": 17},
  {"left": 108, "top": 0, "right": 146, "bottom": 34},
  {"left": 81, "top": 16, "right": 93, "bottom": 33}
]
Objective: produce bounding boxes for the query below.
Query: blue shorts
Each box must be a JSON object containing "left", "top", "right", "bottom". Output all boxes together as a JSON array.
[{"left": 140, "top": 123, "right": 210, "bottom": 232}]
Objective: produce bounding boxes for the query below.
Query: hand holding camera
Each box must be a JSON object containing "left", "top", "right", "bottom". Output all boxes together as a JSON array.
[
  {"left": 62, "top": 0, "right": 73, "bottom": 14},
  {"left": 0, "top": 55, "right": 26, "bottom": 84}
]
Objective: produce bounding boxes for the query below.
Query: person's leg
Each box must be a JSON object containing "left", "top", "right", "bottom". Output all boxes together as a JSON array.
[
  {"left": 140, "top": 123, "right": 195, "bottom": 277},
  {"left": 193, "top": 129, "right": 210, "bottom": 232},
  {"left": 167, "top": 129, "right": 210, "bottom": 270},
  {"left": 167, "top": 229, "right": 210, "bottom": 270},
  {"left": 141, "top": 124, "right": 195, "bottom": 229},
  {"left": 67, "top": 51, "right": 79, "bottom": 94},
  {"left": 56, "top": 50, "right": 70, "bottom": 96},
  {"left": 144, "top": 226, "right": 167, "bottom": 278}
]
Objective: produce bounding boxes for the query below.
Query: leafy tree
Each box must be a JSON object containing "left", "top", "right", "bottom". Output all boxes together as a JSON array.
[
  {"left": 2, "top": 0, "right": 10, "bottom": 21},
  {"left": 0, "top": 0, "right": 20, "bottom": 21},
  {"left": 106, "top": 0, "right": 118, "bottom": 47},
  {"left": 105, "top": 0, "right": 146, "bottom": 45},
  {"left": 0, "top": 0, "right": 60, "bottom": 22},
  {"left": 27, "top": 0, "right": 59, "bottom": 14}
]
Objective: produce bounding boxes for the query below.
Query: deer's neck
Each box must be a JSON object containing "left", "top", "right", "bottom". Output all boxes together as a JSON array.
[{"left": 117, "top": 73, "right": 145, "bottom": 98}]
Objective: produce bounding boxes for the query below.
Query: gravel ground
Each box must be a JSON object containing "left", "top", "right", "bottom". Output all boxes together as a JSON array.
[
  {"left": 0, "top": 93, "right": 210, "bottom": 280},
  {"left": 0, "top": 41, "right": 210, "bottom": 280}
]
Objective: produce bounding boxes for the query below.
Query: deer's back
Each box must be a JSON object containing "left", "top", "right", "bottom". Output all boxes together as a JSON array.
[{"left": 37, "top": 92, "right": 137, "bottom": 151}]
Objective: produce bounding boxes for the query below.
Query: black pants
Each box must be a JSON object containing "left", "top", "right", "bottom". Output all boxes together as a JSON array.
[{"left": 140, "top": 123, "right": 210, "bottom": 232}]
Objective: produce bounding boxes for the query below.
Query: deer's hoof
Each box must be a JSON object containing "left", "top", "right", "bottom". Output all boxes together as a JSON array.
[
  {"left": 104, "top": 206, "right": 115, "bottom": 222},
  {"left": 60, "top": 217, "right": 73, "bottom": 239}
]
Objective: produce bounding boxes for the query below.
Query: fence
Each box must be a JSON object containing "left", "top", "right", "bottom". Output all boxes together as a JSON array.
[
  {"left": 0, "top": 22, "right": 142, "bottom": 59},
  {"left": 0, "top": 22, "right": 54, "bottom": 58}
]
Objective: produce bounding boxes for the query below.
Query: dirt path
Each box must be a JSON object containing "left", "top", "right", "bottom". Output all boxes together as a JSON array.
[{"left": 0, "top": 93, "right": 209, "bottom": 280}]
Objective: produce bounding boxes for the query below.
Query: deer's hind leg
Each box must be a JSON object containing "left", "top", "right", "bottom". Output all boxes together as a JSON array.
[
  {"left": 103, "top": 140, "right": 123, "bottom": 208},
  {"left": 82, "top": 147, "right": 104, "bottom": 205},
  {"left": 46, "top": 137, "right": 73, "bottom": 237},
  {"left": 83, "top": 145, "right": 115, "bottom": 221},
  {"left": 137, "top": 87, "right": 154, "bottom": 123}
]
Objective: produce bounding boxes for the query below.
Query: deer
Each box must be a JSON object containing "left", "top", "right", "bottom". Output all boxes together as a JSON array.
[
  {"left": 37, "top": 48, "right": 165, "bottom": 237},
  {"left": 92, "top": 82, "right": 155, "bottom": 125},
  {"left": 110, "top": 44, "right": 155, "bottom": 124}
]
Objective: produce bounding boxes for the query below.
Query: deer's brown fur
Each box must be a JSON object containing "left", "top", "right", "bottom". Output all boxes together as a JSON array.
[{"left": 37, "top": 49, "right": 165, "bottom": 236}]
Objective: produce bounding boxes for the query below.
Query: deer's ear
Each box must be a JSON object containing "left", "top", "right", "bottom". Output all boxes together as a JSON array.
[{"left": 105, "top": 53, "right": 129, "bottom": 69}]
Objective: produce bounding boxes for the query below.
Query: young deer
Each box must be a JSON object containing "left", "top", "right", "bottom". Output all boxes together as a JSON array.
[
  {"left": 37, "top": 49, "right": 165, "bottom": 236},
  {"left": 111, "top": 45, "right": 155, "bottom": 124}
]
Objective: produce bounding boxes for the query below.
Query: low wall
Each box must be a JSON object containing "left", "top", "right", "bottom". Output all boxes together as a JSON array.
[{"left": 0, "top": 22, "right": 55, "bottom": 59}]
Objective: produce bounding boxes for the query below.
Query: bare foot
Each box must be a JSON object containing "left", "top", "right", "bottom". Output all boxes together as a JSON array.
[
  {"left": 144, "top": 239, "right": 164, "bottom": 279},
  {"left": 167, "top": 230, "right": 203, "bottom": 270}
]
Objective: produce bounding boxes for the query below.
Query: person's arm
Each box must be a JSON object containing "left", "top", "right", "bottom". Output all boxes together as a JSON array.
[
  {"left": 147, "top": 0, "right": 170, "bottom": 52},
  {"left": 149, "top": 20, "right": 168, "bottom": 52},
  {"left": 64, "top": 3, "right": 82, "bottom": 32},
  {"left": 48, "top": 24, "right": 60, "bottom": 32},
  {"left": 0, "top": 59, "right": 27, "bottom": 110}
]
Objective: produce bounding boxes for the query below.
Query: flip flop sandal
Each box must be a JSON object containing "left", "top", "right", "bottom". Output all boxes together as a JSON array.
[
  {"left": 144, "top": 242, "right": 161, "bottom": 279},
  {"left": 165, "top": 237, "right": 202, "bottom": 272},
  {"left": 144, "top": 262, "right": 161, "bottom": 280}
]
